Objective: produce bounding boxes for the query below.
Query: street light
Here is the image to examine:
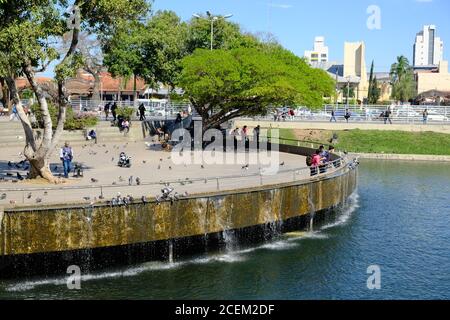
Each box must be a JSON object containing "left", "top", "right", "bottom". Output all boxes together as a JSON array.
[{"left": 192, "top": 11, "right": 233, "bottom": 50}]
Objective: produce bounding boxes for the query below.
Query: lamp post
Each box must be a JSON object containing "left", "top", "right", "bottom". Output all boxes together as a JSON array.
[{"left": 193, "top": 11, "right": 233, "bottom": 50}]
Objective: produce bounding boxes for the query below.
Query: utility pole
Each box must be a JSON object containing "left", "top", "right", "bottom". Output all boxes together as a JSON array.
[{"left": 193, "top": 11, "right": 233, "bottom": 51}]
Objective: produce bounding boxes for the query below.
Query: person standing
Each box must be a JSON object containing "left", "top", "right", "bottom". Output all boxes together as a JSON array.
[
  {"left": 423, "top": 109, "right": 428, "bottom": 124},
  {"left": 138, "top": 103, "right": 146, "bottom": 121},
  {"left": 104, "top": 102, "right": 110, "bottom": 120},
  {"left": 384, "top": 108, "right": 392, "bottom": 124},
  {"left": 344, "top": 109, "right": 351, "bottom": 123},
  {"left": 330, "top": 109, "right": 337, "bottom": 122},
  {"left": 253, "top": 125, "right": 261, "bottom": 149},
  {"left": 111, "top": 102, "right": 118, "bottom": 122},
  {"left": 60, "top": 142, "right": 74, "bottom": 179},
  {"left": 9, "top": 103, "right": 19, "bottom": 121}
]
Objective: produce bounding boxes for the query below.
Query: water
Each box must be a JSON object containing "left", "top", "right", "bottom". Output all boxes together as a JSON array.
[{"left": 1, "top": 160, "right": 449, "bottom": 299}]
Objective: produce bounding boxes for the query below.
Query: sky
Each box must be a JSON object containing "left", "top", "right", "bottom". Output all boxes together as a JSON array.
[
  {"left": 41, "top": 0, "right": 450, "bottom": 77},
  {"left": 151, "top": 0, "right": 450, "bottom": 72}
]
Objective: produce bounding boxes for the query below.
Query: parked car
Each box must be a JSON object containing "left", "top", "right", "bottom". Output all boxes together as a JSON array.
[{"left": 426, "top": 111, "right": 448, "bottom": 122}]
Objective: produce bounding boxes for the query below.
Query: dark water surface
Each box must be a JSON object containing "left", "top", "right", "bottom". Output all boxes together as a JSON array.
[{"left": 1, "top": 160, "right": 449, "bottom": 299}]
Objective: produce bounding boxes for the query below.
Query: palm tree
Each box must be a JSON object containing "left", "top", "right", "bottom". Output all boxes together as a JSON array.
[
  {"left": 389, "top": 56, "right": 416, "bottom": 102},
  {"left": 390, "top": 55, "right": 410, "bottom": 83}
]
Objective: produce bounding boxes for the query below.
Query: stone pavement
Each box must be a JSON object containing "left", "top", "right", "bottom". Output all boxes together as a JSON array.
[{"left": 0, "top": 141, "right": 321, "bottom": 208}]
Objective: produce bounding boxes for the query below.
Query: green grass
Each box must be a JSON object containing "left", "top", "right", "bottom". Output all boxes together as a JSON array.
[{"left": 277, "top": 129, "right": 450, "bottom": 155}]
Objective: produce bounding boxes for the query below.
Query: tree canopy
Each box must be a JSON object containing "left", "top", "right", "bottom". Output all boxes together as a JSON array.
[{"left": 178, "top": 47, "right": 334, "bottom": 130}]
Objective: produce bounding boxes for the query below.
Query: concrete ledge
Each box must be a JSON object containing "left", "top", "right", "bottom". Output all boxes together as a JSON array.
[
  {"left": 233, "top": 119, "right": 450, "bottom": 134},
  {"left": 350, "top": 152, "right": 450, "bottom": 162}
]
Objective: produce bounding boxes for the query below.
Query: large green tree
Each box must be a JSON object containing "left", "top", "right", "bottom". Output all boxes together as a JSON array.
[
  {"left": 0, "top": 0, "right": 148, "bottom": 182},
  {"left": 177, "top": 47, "right": 334, "bottom": 131},
  {"left": 390, "top": 55, "right": 417, "bottom": 102}
]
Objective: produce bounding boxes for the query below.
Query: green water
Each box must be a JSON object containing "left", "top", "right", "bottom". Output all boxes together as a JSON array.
[{"left": 1, "top": 160, "right": 449, "bottom": 299}]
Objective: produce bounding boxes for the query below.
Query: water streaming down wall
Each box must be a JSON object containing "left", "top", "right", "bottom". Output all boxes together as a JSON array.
[{"left": 0, "top": 146, "right": 358, "bottom": 277}]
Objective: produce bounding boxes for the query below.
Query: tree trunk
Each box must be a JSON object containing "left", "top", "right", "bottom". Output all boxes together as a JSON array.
[
  {"left": 28, "top": 157, "right": 58, "bottom": 183},
  {"left": 92, "top": 72, "right": 101, "bottom": 105}
]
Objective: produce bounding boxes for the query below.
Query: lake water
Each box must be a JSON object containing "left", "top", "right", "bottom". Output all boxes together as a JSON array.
[{"left": 1, "top": 159, "right": 449, "bottom": 299}]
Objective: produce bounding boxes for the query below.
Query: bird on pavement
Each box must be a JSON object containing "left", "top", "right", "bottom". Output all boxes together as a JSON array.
[{"left": 91, "top": 178, "right": 98, "bottom": 183}]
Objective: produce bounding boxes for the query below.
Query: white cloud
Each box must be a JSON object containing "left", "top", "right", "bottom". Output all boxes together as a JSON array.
[{"left": 268, "top": 3, "right": 293, "bottom": 9}]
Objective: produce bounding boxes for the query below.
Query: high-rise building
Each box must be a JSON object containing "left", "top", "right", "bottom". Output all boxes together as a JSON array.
[
  {"left": 304, "top": 36, "right": 329, "bottom": 65},
  {"left": 413, "top": 25, "right": 444, "bottom": 67}
]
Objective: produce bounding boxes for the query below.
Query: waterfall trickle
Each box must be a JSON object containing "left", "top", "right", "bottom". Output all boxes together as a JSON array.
[
  {"left": 168, "top": 240, "right": 174, "bottom": 264},
  {"left": 307, "top": 184, "right": 316, "bottom": 232}
]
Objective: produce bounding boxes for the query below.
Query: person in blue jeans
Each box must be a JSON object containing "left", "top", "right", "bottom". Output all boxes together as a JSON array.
[{"left": 60, "top": 142, "right": 74, "bottom": 178}]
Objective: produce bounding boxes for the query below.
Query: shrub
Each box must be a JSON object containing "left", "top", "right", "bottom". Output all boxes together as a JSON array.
[
  {"left": 116, "top": 106, "right": 134, "bottom": 120},
  {"left": 31, "top": 103, "right": 98, "bottom": 130}
]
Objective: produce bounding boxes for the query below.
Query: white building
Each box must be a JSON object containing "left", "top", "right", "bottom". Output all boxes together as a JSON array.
[
  {"left": 413, "top": 25, "right": 444, "bottom": 67},
  {"left": 304, "top": 36, "right": 329, "bottom": 66}
]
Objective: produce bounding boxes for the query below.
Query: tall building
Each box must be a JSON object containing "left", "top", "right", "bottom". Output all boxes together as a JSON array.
[
  {"left": 413, "top": 25, "right": 444, "bottom": 67},
  {"left": 343, "top": 42, "right": 369, "bottom": 100},
  {"left": 304, "top": 36, "right": 329, "bottom": 65}
]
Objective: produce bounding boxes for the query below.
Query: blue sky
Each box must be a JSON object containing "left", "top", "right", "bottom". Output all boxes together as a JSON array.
[
  {"left": 152, "top": 0, "right": 450, "bottom": 72},
  {"left": 41, "top": 0, "right": 450, "bottom": 77}
]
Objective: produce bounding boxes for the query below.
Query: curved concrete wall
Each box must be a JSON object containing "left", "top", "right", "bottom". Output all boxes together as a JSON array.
[{"left": 0, "top": 160, "right": 357, "bottom": 258}]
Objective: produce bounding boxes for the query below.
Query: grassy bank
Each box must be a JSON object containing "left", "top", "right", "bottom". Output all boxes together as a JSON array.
[{"left": 272, "top": 128, "right": 450, "bottom": 155}]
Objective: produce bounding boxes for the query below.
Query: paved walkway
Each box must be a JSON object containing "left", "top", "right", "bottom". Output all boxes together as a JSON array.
[{"left": 0, "top": 141, "right": 329, "bottom": 208}]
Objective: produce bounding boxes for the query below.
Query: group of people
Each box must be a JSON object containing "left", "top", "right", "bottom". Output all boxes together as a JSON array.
[
  {"left": 273, "top": 109, "right": 296, "bottom": 121},
  {"left": 308, "top": 145, "right": 336, "bottom": 177},
  {"left": 103, "top": 102, "right": 118, "bottom": 121},
  {"left": 230, "top": 125, "right": 260, "bottom": 141}
]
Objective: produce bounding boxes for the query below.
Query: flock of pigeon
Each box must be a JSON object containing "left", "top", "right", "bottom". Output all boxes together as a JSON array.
[{"left": 1, "top": 141, "right": 289, "bottom": 206}]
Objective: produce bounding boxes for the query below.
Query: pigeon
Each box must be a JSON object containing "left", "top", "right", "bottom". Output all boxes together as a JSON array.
[
  {"left": 1, "top": 193, "right": 6, "bottom": 200},
  {"left": 53, "top": 165, "right": 58, "bottom": 171},
  {"left": 99, "top": 195, "right": 105, "bottom": 200},
  {"left": 157, "top": 165, "right": 161, "bottom": 170},
  {"left": 160, "top": 158, "right": 163, "bottom": 162},
  {"left": 105, "top": 150, "right": 109, "bottom": 154},
  {"left": 36, "top": 198, "right": 42, "bottom": 203},
  {"left": 201, "top": 165, "right": 205, "bottom": 169},
  {"left": 27, "top": 192, "right": 32, "bottom": 199},
  {"left": 136, "top": 177, "right": 141, "bottom": 185},
  {"left": 91, "top": 178, "right": 98, "bottom": 183},
  {"left": 16, "top": 172, "right": 24, "bottom": 181},
  {"left": 241, "top": 164, "right": 249, "bottom": 170},
  {"left": 111, "top": 157, "right": 114, "bottom": 162},
  {"left": 128, "top": 176, "right": 133, "bottom": 186},
  {"left": 142, "top": 160, "right": 147, "bottom": 164},
  {"left": 44, "top": 191, "right": 48, "bottom": 196},
  {"left": 112, "top": 181, "right": 117, "bottom": 185},
  {"left": 169, "top": 166, "right": 172, "bottom": 170},
  {"left": 83, "top": 196, "right": 91, "bottom": 201},
  {"left": 280, "top": 161, "right": 285, "bottom": 166}
]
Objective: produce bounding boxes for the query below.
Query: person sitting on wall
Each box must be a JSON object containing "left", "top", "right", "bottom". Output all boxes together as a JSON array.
[
  {"left": 310, "top": 149, "right": 322, "bottom": 177},
  {"left": 318, "top": 145, "right": 328, "bottom": 174}
]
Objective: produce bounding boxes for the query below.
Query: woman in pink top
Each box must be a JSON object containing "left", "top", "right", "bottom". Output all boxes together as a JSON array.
[{"left": 310, "top": 150, "right": 322, "bottom": 176}]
